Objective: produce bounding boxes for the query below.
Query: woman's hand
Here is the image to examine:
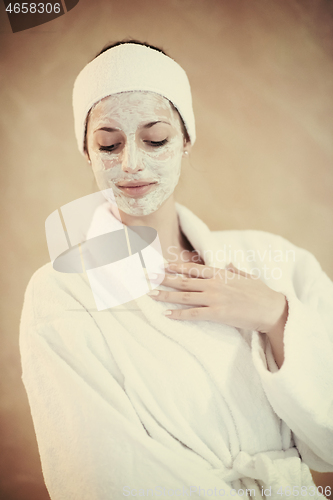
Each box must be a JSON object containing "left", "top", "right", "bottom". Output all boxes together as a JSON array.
[{"left": 148, "top": 261, "right": 288, "bottom": 367}]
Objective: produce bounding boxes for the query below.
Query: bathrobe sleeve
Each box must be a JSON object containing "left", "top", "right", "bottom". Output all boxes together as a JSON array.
[
  {"left": 19, "top": 265, "right": 232, "bottom": 500},
  {"left": 250, "top": 236, "right": 333, "bottom": 472}
]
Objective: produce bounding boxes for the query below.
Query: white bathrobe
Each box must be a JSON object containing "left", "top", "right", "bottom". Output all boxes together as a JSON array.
[{"left": 19, "top": 202, "right": 333, "bottom": 500}]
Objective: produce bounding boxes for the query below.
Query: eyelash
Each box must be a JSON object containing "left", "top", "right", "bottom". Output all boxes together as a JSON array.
[
  {"left": 99, "top": 139, "right": 168, "bottom": 152},
  {"left": 145, "top": 139, "right": 168, "bottom": 147},
  {"left": 99, "top": 143, "right": 120, "bottom": 152}
]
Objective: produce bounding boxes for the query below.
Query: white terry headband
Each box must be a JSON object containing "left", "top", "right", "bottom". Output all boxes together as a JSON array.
[{"left": 72, "top": 43, "right": 196, "bottom": 155}]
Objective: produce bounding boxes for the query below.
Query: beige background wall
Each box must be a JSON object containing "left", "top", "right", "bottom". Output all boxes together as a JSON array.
[{"left": 1, "top": 0, "right": 332, "bottom": 498}]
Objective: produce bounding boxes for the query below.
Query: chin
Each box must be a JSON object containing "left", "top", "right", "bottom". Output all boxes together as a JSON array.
[
  {"left": 121, "top": 205, "right": 160, "bottom": 217},
  {"left": 114, "top": 188, "right": 174, "bottom": 217}
]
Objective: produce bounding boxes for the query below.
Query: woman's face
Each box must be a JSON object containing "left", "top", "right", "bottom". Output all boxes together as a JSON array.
[{"left": 85, "top": 91, "right": 190, "bottom": 216}]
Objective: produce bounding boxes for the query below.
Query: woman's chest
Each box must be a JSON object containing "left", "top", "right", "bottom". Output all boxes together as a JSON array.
[{"left": 104, "top": 308, "right": 282, "bottom": 458}]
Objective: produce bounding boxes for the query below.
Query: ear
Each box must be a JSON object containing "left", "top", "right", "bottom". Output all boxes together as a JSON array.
[
  {"left": 183, "top": 141, "right": 192, "bottom": 157},
  {"left": 84, "top": 150, "right": 91, "bottom": 164}
]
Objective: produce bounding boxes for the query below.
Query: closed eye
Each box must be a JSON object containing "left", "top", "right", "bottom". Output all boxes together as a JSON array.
[
  {"left": 99, "top": 143, "right": 121, "bottom": 152},
  {"left": 145, "top": 139, "right": 168, "bottom": 147}
]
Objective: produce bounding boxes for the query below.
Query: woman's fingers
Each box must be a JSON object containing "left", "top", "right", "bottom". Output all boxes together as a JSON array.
[
  {"left": 166, "top": 261, "right": 219, "bottom": 279},
  {"left": 166, "top": 261, "right": 256, "bottom": 282},
  {"left": 148, "top": 288, "right": 209, "bottom": 306},
  {"left": 151, "top": 272, "right": 206, "bottom": 292},
  {"left": 147, "top": 260, "right": 283, "bottom": 332},
  {"left": 164, "top": 306, "right": 211, "bottom": 321}
]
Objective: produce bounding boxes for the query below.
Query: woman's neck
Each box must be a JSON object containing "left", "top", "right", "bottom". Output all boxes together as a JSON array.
[{"left": 114, "top": 196, "right": 198, "bottom": 263}]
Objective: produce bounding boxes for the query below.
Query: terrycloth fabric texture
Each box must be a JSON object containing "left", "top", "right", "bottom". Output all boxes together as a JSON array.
[
  {"left": 19, "top": 202, "right": 333, "bottom": 500},
  {"left": 72, "top": 44, "right": 196, "bottom": 155}
]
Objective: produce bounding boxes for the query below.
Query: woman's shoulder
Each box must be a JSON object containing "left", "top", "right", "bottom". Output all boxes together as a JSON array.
[
  {"left": 25, "top": 261, "right": 86, "bottom": 294},
  {"left": 19, "top": 263, "right": 111, "bottom": 370},
  {"left": 210, "top": 228, "right": 324, "bottom": 279},
  {"left": 211, "top": 228, "right": 296, "bottom": 250},
  {"left": 22, "top": 262, "right": 92, "bottom": 321}
]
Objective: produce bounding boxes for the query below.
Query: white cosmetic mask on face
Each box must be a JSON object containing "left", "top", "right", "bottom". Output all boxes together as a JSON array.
[{"left": 88, "top": 92, "right": 185, "bottom": 217}]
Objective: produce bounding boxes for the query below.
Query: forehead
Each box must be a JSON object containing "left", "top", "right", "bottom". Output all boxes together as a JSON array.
[{"left": 88, "top": 91, "right": 177, "bottom": 128}]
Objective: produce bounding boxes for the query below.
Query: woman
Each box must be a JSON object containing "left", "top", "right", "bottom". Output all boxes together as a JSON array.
[{"left": 20, "top": 40, "right": 333, "bottom": 500}]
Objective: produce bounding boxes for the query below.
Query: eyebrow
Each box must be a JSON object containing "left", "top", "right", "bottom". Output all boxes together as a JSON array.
[
  {"left": 93, "top": 121, "right": 171, "bottom": 134},
  {"left": 143, "top": 121, "right": 171, "bottom": 128},
  {"left": 93, "top": 127, "right": 119, "bottom": 134}
]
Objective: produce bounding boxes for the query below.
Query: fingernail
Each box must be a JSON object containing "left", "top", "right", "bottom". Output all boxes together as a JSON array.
[
  {"left": 147, "top": 290, "right": 160, "bottom": 296},
  {"left": 149, "top": 273, "right": 159, "bottom": 280},
  {"left": 164, "top": 310, "right": 172, "bottom": 316}
]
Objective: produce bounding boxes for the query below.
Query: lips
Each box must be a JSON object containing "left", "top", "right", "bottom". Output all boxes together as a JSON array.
[
  {"left": 117, "top": 181, "right": 157, "bottom": 187},
  {"left": 116, "top": 181, "right": 158, "bottom": 197}
]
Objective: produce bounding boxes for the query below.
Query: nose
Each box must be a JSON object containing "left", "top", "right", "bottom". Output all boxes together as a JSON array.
[{"left": 121, "top": 139, "right": 143, "bottom": 174}]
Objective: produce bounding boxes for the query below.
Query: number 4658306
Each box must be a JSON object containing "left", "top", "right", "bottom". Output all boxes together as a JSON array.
[
  {"left": 6, "top": 3, "right": 61, "bottom": 14},
  {"left": 276, "top": 486, "right": 331, "bottom": 497}
]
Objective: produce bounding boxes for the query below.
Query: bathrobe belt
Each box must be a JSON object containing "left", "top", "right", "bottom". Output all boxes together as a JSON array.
[{"left": 210, "top": 447, "right": 310, "bottom": 485}]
